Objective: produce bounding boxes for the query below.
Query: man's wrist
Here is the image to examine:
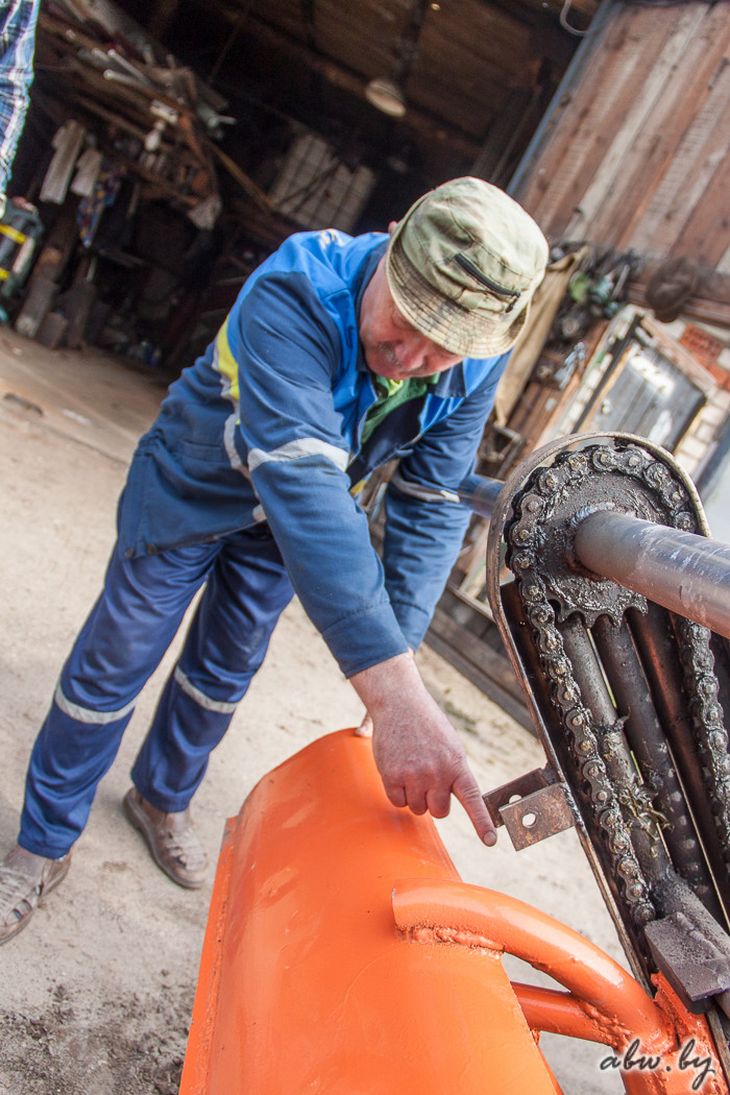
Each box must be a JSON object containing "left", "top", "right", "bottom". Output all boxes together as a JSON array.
[{"left": 349, "top": 651, "right": 424, "bottom": 713}]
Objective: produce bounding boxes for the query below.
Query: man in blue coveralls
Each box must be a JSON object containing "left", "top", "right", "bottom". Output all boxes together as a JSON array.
[{"left": 0, "top": 176, "right": 548, "bottom": 944}]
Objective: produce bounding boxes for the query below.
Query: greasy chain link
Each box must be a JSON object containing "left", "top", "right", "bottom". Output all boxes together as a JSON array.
[
  {"left": 505, "top": 441, "right": 730, "bottom": 926},
  {"left": 675, "top": 616, "right": 730, "bottom": 874}
]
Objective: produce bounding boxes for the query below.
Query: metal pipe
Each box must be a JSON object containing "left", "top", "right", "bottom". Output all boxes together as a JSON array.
[
  {"left": 389, "top": 470, "right": 502, "bottom": 519},
  {"left": 559, "top": 616, "right": 668, "bottom": 891},
  {"left": 512, "top": 982, "right": 611, "bottom": 1045},
  {"left": 629, "top": 604, "right": 730, "bottom": 922},
  {"left": 591, "top": 615, "right": 722, "bottom": 922},
  {"left": 574, "top": 512, "right": 730, "bottom": 640},
  {"left": 394, "top": 880, "right": 728, "bottom": 1094},
  {"left": 456, "top": 472, "right": 503, "bottom": 518}
]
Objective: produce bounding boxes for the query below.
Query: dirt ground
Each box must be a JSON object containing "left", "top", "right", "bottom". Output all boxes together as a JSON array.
[{"left": 0, "top": 329, "right": 625, "bottom": 1094}]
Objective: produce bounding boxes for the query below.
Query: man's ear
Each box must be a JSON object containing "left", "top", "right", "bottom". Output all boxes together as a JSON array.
[{"left": 387, "top": 221, "right": 398, "bottom": 235}]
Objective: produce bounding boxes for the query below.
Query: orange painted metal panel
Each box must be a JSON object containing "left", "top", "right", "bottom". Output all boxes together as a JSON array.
[
  {"left": 180, "top": 729, "right": 559, "bottom": 1094},
  {"left": 181, "top": 729, "right": 728, "bottom": 1095}
]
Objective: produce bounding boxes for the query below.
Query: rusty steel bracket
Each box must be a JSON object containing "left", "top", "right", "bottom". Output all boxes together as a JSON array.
[{"left": 482, "top": 766, "right": 577, "bottom": 850}]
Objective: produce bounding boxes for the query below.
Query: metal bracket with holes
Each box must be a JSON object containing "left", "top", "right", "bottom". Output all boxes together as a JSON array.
[{"left": 482, "top": 767, "right": 577, "bottom": 850}]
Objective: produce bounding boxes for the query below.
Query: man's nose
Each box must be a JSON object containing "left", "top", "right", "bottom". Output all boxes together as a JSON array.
[{"left": 399, "top": 335, "right": 429, "bottom": 369}]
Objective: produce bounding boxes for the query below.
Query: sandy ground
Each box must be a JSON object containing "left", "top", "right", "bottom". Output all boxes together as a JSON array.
[{"left": 0, "top": 329, "right": 625, "bottom": 1094}]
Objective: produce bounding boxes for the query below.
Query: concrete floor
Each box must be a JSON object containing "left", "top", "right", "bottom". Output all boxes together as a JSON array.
[{"left": 0, "top": 328, "right": 625, "bottom": 1093}]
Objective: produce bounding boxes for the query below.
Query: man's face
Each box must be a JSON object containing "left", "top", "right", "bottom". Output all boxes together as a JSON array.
[{"left": 359, "top": 258, "right": 462, "bottom": 381}]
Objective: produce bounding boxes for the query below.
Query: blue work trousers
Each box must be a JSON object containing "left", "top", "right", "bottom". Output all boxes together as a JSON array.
[{"left": 19, "top": 526, "right": 293, "bottom": 858}]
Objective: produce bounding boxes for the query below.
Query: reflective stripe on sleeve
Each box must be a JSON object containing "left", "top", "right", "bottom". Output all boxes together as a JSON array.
[
  {"left": 223, "top": 411, "right": 246, "bottom": 472},
  {"left": 248, "top": 437, "right": 349, "bottom": 473},
  {"left": 53, "top": 683, "right": 136, "bottom": 725},
  {"left": 174, "top": 667, "right": 239, "bottom": 714}
]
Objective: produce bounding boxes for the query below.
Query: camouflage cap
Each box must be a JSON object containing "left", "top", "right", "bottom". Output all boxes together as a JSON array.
[{"left": 386, "top": 177, "right": 548, "bottom": 358}]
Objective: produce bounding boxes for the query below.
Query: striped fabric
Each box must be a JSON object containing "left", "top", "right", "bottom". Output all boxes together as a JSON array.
[{"left": 0, "top": 0, "right": 40, "bottom": 197}]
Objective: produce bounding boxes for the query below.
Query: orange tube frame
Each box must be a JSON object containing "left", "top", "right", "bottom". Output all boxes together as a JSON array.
[
  {"left": 393, "top": 876, "right": 727, "bottom": 1094},
  {"left": 393, "top": 878, "right": 673, "bottom": 1050}
]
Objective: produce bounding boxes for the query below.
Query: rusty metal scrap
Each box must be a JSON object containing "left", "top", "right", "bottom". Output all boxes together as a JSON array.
[{"left": 34, "top": 2, "right": 271, "bottom": 216}]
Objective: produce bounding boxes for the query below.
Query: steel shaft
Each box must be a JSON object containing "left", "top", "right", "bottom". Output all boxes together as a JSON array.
[
  {"left": 457, "top": 473, "right": 503, "bottom": 518},
  {"left": 574, "top": 511, "right": 730, "bottom": 639}
]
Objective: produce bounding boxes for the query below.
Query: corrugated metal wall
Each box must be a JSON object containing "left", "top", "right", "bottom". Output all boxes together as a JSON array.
[{"left": 515, "top": 0, "right": 730, "bottom": 317}]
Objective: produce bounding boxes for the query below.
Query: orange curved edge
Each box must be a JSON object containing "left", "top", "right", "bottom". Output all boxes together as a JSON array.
[{"left": 180, "top": 819, "right": 236, "bottom": 1095}]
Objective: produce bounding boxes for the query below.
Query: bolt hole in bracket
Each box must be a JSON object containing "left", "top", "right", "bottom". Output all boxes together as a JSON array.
[{"left": 483, "top": 765, "right": 577, "bottom": 850}]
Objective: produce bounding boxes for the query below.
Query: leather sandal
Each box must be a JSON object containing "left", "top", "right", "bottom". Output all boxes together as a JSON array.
[
  {"left": 0, "top": 845, "right": 71, "bottom": 945},
  {"left": 123, "top": 788, "right": 208, "bottom": 889}
]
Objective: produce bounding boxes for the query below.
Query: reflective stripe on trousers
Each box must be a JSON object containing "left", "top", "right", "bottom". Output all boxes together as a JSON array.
[{"left": 19, "top": 527, "right": 293, "bottom": 859}]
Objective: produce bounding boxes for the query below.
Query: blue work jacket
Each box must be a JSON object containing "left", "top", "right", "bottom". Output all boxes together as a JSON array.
[{"left": 118, "top": 229, "right": 509, "bottom": 676}]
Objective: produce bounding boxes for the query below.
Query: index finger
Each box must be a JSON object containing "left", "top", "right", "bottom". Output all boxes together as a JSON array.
[{"left": 452, "top": 771, "right": 498, "bottom": 846}]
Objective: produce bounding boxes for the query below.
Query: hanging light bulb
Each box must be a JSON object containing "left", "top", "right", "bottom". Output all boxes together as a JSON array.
[
  {"left": 365, "top": 76, "right": 407, "bottom": 117},
  {"left": 365, "top": 0, "right": 428, "bottom": 118}
]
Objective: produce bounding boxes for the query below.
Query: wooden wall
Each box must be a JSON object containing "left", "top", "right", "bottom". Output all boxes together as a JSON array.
[{"left": 515, "top": 0, "right": 730, "bottom": 323}]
